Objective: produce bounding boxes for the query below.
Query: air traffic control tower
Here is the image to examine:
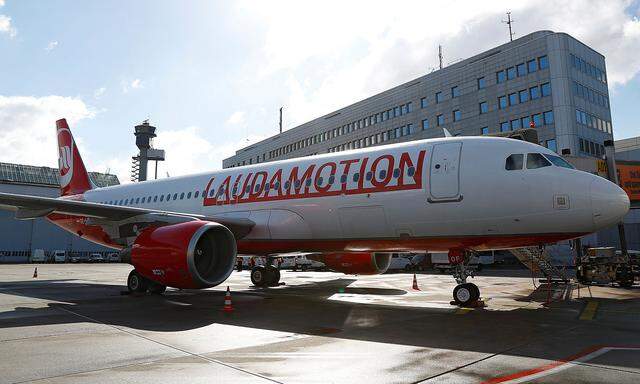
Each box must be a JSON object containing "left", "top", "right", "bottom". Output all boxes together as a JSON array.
[{"left": 131, "top": 120, "right": 165, "bottom": 182}]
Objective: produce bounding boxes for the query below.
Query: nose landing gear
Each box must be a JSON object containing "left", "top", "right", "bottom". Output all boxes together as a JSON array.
[{"left": 449, "top": 250, "right": 481, "bottom": 306}]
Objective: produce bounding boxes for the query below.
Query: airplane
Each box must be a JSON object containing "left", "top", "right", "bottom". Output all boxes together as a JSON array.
[{"left": 0, "top": 119, "right": 630, "bottom": 305}]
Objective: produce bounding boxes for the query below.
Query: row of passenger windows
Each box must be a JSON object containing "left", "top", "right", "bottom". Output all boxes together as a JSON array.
[
  {"left": 575, "top": 108, "right": 612, "bottom": 134},
  {"left": 255, "top": 101, "right": 413, "bottom": 165},
  {"left": 505, "top": 153, "right": 574, "bottom": 171},
  {"left": 498, "top": 83, "right": 551, "bottom": 109},
  {"left": 98, "top": 190, "right": 206, "bottom": 206},
  {"left": 570, "top": 53, "right": 606, "bottom": 83},
  {"left": 496, "top": 55, "right": 548, "bottom": 84},
  {"left": 328, "top": 124, "right": 414, "bottom": 153},
  {"left": 580, "top": 138, "right": 605, "bottom": 157},
  {"left": 573, "top": 81, "right": 609, "bottom": 108}
]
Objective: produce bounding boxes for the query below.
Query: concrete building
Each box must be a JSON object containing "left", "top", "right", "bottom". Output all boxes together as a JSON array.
[
  {"left": 0, "top": 162, "right": 119, "bottom": 263},
  {"left": 224, "top": 30, "right": 613, "bottom": 168}
]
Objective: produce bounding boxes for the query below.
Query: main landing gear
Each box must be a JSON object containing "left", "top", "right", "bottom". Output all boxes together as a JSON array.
[
  {"left": 250, "top": 256, "right": 281, "bottom": 287},
  {"left": 127, "top": 270, "right": 166, "bottom": 294},
  {"left": 449, "top": 250, "right": 481, "bottom": 306}
]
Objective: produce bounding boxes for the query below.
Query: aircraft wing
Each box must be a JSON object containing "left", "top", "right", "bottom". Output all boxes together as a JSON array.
[{"left": 0, "top": 192, "right": 255, "bottom": 239}]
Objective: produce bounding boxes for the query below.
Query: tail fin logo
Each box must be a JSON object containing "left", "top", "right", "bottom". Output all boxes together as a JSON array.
[{"left": 57, "top": 128, "right": 74, "bottom": 188}]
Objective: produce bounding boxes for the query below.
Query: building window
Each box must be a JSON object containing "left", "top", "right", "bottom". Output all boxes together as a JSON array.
[
  {"left": 532, "top": 113, "right": 543, "bottom": 127},
  {"left": 544, "top": 110, "right": 554, "bottom": 125},
  {"left": 500, "top": 121, "right": 510, "bottom": 132},
  {"left": 530, "top": 86, "right": 540, "bottom": 99},
  {"left": 539, "top": 55, "right": 549, "bottom": 69},
  {"left": 481, "top": 127, "right": 489, "bottom": 135},
  {"left": 407, "top": 102, "right": 412, "bottom": 113},
  {"left": 546, "top": 139, "right": 557, "bottom": 153},
  {"left": 479, "top": 101, "right": 488, "bottom": 114},
  {"left": 477, "top": 77, "right": 486, "bottom": 89},
  {"left": 527, "top": 59, "right": 538, "bottom": 73},
  {"left": 437, "top": 114, "right": 444, "bottom": 126},
  {"left": 436, "top": 91, "right": 443, "bottom": 103},
  {"left": 521, "top": 116, "right": 532, "bottom": 128},
  {"left": 394, "top": 106, "right": 400, "bottom": 117},
  {"left": 507, "top": 67, "right": 516, "bottom": 80},
  {"left": 422, "top": 118, "right": 429, "bottom": 130},
  {"left": 421, "top": 97, "right": 427, "bottom": 108},
  {"left": 496, "top": 70, "right": 506, "bottom": 83},
  {"left": 541, "top": 82, "right": 551, "bottom": 97},
  {"left": 516, "top": 63, "right": 526, "bottom": 77},
  {"left": 509, "top": 93, "right": 518, "bottom": 106},
  {"left": 451, "top": 86, "right": 460, "bottom": 98},
  {"left": 511, "top": 119, "right": 521, "bottom": 130},
  {"left": 407, "top": 123, "right": 414, "bottom": 134},
  {"left": 453, "top": 109, "right": 461, "bottom": 122},
  {"left": 579, "top": 138, "right": 585, "bottom": 152},
  {"left": 519, "top": 89, "right": 529, "bottom": 103},
  {"left": 499, "top": 96, "right": 507, "bottom": 109}
]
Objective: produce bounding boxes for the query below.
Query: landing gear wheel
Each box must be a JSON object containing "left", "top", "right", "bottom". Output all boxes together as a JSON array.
[
  {"left": 127, "top": 270, "right": 148, "bottom": 293},
  {"left": 453, "top": 283, "right": 479, "bottom": 306},
  {"left": 251, "top": 266, "right": 268, "bottom": 287},
  {"left": 148, "top": 282, "right": 167, "bottom": 294},
  {"left": 265, "top": 265, "right": 281, "bottom": 286}
]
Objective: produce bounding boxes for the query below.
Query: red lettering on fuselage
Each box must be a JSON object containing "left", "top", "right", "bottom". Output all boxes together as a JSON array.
[{"left": 202, "top": 150, "right": 426, "bottom": 206}]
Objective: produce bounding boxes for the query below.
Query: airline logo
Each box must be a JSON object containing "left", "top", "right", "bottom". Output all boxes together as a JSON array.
[
  {"left": 203, "top": 150, "right": 426, "bottom": 206},
  {"left": 57, "top": 127, "right": 74, "bottom": 188}
]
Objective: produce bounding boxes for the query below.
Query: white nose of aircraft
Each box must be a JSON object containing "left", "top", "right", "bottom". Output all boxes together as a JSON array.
[{"left": 590, "top": 176, "right": 630, "bottom": 229}]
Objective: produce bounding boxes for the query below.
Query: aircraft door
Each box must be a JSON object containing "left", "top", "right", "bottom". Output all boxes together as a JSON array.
[{"left": 429, "top": 142, "right": 462, "bottom": 202}]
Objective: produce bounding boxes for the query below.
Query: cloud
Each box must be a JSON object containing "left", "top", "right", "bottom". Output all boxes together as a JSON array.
[
  {"left": 0, "top": 95, "right": 95, "bottom": 167},
  {"left": 93, "top": 87, "right": 106, "bottom": 99},
  {"left": 226, "top": 111, "right": 245, "bottom": 125},
  {"left": 0, "top": 14, "right": 16, "bottom": 38},
  {"left": 239, "top": 0, "right": 640, "bottom": 129},
  {"left": 121, "top": 79, "right": 143, "bottom": 93},
  {"left": 45, "top": 40, "right": 58, "bottom": 52}
]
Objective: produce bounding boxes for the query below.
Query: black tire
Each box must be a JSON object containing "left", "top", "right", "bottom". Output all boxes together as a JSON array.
[
  {"left": 266, "top": 265, "right": 280, "bottom": 286},
  {"left": 148, "top": 282, "right": 167, "bottom": 294},
  {"left": 127, "top": 270, "right": 148, "bottom": 293},
  {"left": 453, "top": 283, "right": 476, "bottom": 306},
  {"left": 251, "top": 266, "right": 268, "bottom": 287},
  {"left": 468, "top": 283, "right": 480, "bottom": 301}
]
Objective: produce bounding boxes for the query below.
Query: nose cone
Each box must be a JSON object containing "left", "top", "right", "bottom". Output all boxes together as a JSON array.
[{"left": 591, "top": 177, "right": 630, "bottom": 229}]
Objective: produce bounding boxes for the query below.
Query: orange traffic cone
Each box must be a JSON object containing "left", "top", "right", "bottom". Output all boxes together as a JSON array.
[
  {"left": 33, "top": 267, "right": 38, "bottom": 279},
  {"left": 222, "top": 286, "right": 234, "bottom": 312},
  {"left": 412, "top": 273, "right": 420, "bottom": 290}
]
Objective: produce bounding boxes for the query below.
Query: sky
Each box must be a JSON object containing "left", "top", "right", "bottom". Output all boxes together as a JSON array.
[{"left": 0, "top": 0, "right": 639, "bottom": 184}]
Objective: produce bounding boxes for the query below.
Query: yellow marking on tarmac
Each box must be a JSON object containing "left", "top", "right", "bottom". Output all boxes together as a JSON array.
[
  {"left": 579, "top": 301, "right": 599, "bottom": 320},
  {"left": 455, "top": 307, "right": 472, "bottom": 315}
]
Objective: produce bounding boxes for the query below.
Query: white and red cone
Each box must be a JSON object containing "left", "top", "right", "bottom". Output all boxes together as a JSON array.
[
  {"left": 222, "top": 286, "right": 234, "bottom": 312},
  {"left": 33, "top": 267, "right": 38, "bottom": 279},
  {"left": 412, "top": 273, "right": 420, "bottom": 290}
]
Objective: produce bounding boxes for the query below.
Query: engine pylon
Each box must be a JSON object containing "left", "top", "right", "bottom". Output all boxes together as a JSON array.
[{"left": 222, "top": 286, "right": 234, "bottom": 312}]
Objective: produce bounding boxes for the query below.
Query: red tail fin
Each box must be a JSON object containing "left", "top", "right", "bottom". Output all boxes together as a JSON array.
[{"left": 56, "top": 119, "right": 93, "bottom": 196}]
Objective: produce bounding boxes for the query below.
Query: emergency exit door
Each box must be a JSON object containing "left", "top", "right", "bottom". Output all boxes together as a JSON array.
[{"left": 429, "top": 142, "right": 462, "bottom": 202}]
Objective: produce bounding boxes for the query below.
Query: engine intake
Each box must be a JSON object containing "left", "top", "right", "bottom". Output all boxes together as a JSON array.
[{"left": 131, "top": 221, "right": 237, "bottom": 289}]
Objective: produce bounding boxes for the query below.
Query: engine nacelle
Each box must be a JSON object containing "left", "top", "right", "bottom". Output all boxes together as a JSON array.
[
  {"left": 314, "top": 252, "right": 392, "bottom": 275},
  {"left": 131, "top": 221, "right": 237, "bottom": 289}
]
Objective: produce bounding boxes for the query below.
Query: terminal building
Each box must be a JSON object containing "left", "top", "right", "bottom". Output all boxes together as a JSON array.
[
  {"left": 224, "top": 30, "right": 612, "bottom": 168},
  {"left": 0, "top": 162, "right": 119, "bottom": 263}
]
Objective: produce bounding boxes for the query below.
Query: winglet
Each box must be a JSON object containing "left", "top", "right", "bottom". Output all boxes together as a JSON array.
[
  {"left": 443, "top": 128, "right": 453, "bottom": 137},
  {"left": 56, "top": 119, "right": 94, "bottom": 196}
]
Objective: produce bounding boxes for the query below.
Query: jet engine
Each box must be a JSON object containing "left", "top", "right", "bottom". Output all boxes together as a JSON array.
[
  {"left": 130, "top": 221, "right": 237, "bottom": 289},
  {"left": 313, "top": 252, "right": 392, "bottom": 275}
]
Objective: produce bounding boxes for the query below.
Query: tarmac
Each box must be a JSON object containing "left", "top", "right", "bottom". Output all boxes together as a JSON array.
[{"left": 1, "top": 264, "right": 640, "bottom": 384}]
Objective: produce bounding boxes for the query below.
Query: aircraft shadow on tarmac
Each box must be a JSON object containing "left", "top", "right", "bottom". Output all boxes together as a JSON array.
[{"left": 2, "top": 277, "right": 640, "bottom": 370}]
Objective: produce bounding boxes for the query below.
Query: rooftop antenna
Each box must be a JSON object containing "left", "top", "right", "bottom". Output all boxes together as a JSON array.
[
  {"left": 279, "top": 106, "right": 283, "bottom": 134},
  {"left": 502, "top": 11, "right": 515, "bottom": 42},
  {"left": 438, "top": 45, "right": 443, "bottom": 70}
]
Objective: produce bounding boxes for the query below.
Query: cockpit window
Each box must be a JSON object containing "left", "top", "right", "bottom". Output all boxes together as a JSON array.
[
  {"left": 544, "top": 154, "right": 575, "bottom": 169},
  {"left": 526, "top": 153, "right": 551, "bottom": 169},
  {"left": 505, "top": 154, "right": 524, "bottom": 170}
]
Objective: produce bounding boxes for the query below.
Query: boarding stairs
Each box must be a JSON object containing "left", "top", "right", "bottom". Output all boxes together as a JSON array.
[{"left": 510, "top": 247, "right": 570, "bottom": 283}]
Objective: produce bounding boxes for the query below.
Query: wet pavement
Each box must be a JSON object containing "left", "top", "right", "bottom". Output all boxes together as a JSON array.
[{"left": 1, "top": 264, "right": 639, "bottom": 383}]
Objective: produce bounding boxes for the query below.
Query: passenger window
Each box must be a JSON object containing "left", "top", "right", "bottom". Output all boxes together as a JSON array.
[
  {"left": 187, "top": 192, "right": 191, "bottom": 199},
  {"left": 135, "top": 198, "right": 140, "bottom": 204},
  {"left": 173, "top": 193, "right": 178, "bottom": 200},
  {"left": 353, "top": 173, "right": 360, "bottom": 182},
  {"left": 407, "top": 167, "right": 415, "bottom": 177},
  {"left": 526, "top": 153, "right": 551, "bottom": 169},
  {"left": 328, "top": 175, "right": 335, "bottom": 184},
  {"left": 379, "top": 170, "right": 387, "bottom": 179},
  {"left": 141, "top": 197, "right": 145, "bottom": 203},
  {"left": 366, "top": 172, "right": 373, "bottom": 181},
  {"left": 340, "top": 174, "right": 347, "bottom": 183},
  {"left": 317, "top": 177, "right": 324, "bottom": 185},
  {"left": 154, "top": 196, "right": 158, "bottom": 202},
  {"left": 166, "top": 194, "right": 171, "bottom": 201},
  {"left": 505, "top": 154, "right": 524, "bottom": 170},
  {"left": 160, "top": 195, "right": 164, "bottom": 202},
  {"left": 180, "top": 193, "right": 185, "bottom": 200},
  {"left": 124, "top": 199, "right": 129, "bottom": 205},
  {"left": 294, "top": 180, "right": 301, "bottom": 189},
  {"left": 306, "top": 179, "right": 312, "bottom": 187},
  {"left": 274, "top": 182, "right": 280, "bottom": 190},
  {"left": 393, "top": 168, "right": 400, "bottom": 178},
  {"left": 284, "top": 181, "right": 291, "bottom": 190},
  {"left": 194, "top": 191, "right": 199, "bottom": 198}
]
